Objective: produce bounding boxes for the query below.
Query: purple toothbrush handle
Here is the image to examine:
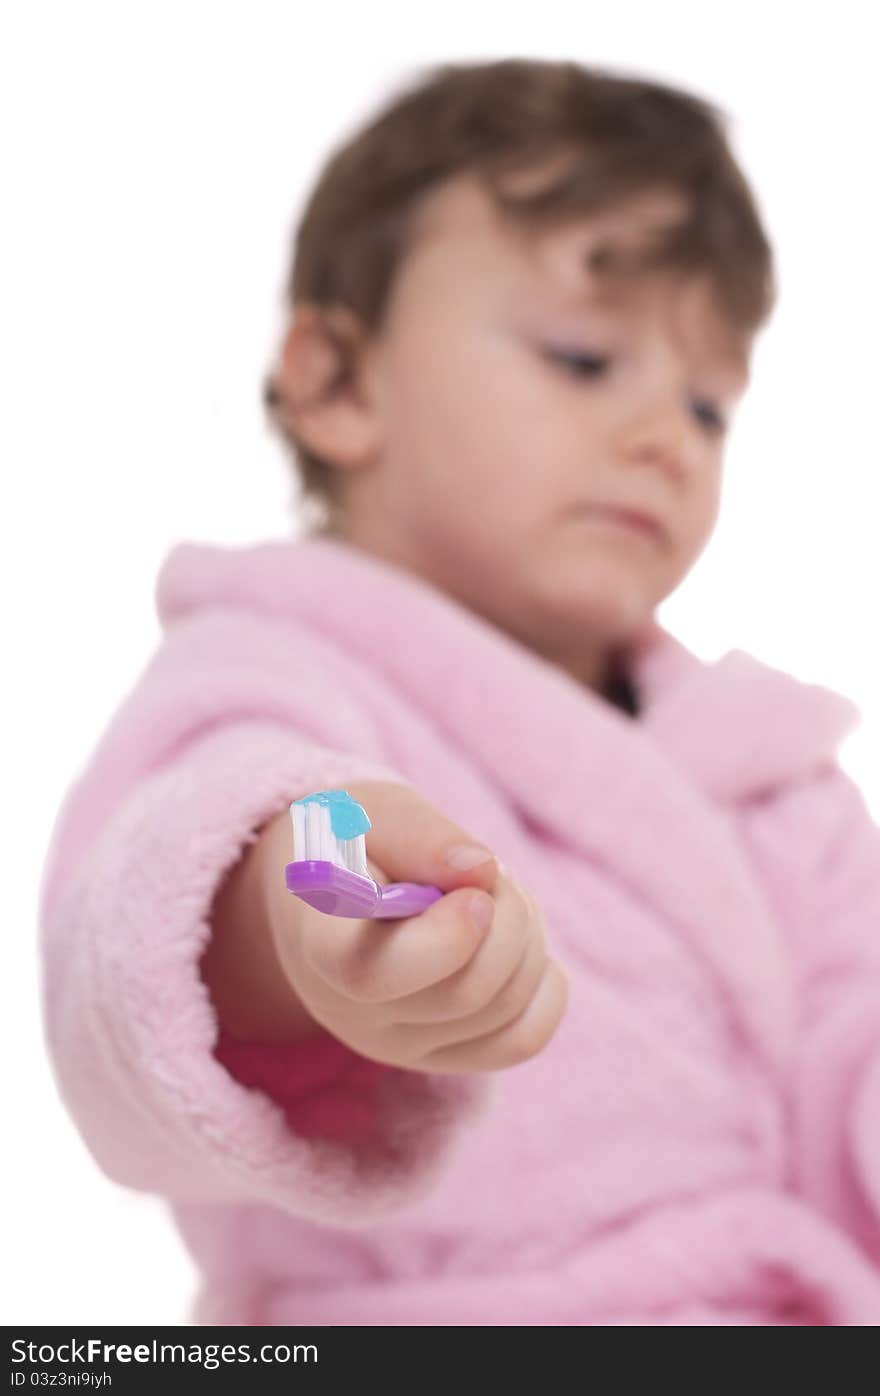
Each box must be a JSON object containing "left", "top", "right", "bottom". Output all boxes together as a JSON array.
[
  {"left": 285, "top": 860, "right": 443, "bottom": 919},
  {"left": 373, "top": 880, "right": 444, "bottom": 919}
]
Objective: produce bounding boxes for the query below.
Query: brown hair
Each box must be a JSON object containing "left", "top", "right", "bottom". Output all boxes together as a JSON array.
[{"left": 262, "top": 57, "right": 776, "bottom": 532}]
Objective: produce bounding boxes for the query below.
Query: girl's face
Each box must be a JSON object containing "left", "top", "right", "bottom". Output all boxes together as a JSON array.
[{"left": 325, "top": 171, "right": 752, "bottom": 684}]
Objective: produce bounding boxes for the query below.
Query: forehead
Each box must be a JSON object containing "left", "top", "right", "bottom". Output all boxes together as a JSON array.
[{"left": 402, "top": 169, "right": 750, "bottom": 385}]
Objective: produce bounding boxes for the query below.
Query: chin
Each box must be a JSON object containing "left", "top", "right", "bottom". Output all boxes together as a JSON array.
[{"left": 554, "top": 568, "right": 654, "bottom": 626}]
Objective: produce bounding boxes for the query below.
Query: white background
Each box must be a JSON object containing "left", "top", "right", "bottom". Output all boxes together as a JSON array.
[{"left": 3, "top": 1, "right": 878, "bottom": 1325}]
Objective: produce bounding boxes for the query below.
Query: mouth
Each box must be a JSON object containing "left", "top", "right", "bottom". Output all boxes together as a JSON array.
[{"left": 576, "top": 504, "right": 667, "bottom": 544}]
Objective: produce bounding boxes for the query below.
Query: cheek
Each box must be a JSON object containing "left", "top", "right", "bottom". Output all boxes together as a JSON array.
[
  {"left": 695, "top": 470, "right": 723, "bottom": 525},
  {"left": 383, "top": 332, "right": 563, "bottom": 502},
  {"left": 675, "top": 473, "right": 722, "bottom": 558}
]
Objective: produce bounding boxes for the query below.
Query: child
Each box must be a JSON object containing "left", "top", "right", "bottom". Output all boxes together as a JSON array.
[{"left": 38, "top": 58, "right": 880, "bottom": 1326}]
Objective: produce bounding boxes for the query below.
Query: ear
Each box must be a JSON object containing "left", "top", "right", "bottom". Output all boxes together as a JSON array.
[{"left": 271, "top": 303, "right": 384, "bottom": 470}]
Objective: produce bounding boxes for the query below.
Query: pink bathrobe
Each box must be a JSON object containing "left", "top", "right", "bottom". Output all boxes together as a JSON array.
[{"left": 38, "top": 534, "right": 880, "bottom": 1326}]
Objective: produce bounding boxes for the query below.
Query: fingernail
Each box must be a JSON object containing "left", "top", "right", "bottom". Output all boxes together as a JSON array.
[
  {"left": 445, "top": 843, "right": 496, "bottom": 871},
  {"left": 467, "top": 893, "right": 494, "bottom": 931}
]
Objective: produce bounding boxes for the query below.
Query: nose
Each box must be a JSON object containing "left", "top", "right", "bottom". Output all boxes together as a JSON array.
[{"left": 615, "top": 398, "right": 693, "bottom": 482}]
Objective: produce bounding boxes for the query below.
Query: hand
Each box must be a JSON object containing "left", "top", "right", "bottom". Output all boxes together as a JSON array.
[{"left": 269, "top": 780, "right": 570, "bottom": 1073}]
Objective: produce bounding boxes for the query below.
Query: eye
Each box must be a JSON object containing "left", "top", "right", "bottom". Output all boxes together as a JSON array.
[
  {"left": 544, "top": 344, "right": 730, "bottom": 437},
  {"left": 691, "top": 398, "right": 727, "bottom": 435},
  {"left": 542, "top": 346, "right": 611, "bottom": 379}
]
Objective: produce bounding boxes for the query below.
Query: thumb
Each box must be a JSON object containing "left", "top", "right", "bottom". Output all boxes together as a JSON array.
[{"left": 344, "top": 780, "right": 503, "bottom": 896}]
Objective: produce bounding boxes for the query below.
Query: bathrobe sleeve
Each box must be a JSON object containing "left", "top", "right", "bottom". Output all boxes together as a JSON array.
[
  {"left": 38, "top": 718, "right": 493, "bottom": 1227},
  {"left": 786, "top": 763, "right": 880, "bottom": 1247}
]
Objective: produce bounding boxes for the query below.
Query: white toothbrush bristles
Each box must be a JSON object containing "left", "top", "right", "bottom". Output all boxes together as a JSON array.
[{"left": 290, "top": 800, "right": 370, "bottom": 878}]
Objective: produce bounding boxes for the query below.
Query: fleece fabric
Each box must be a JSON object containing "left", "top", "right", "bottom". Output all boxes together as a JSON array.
[{"left": 38, "top": 533, "right": 880, "bottom": 1325}]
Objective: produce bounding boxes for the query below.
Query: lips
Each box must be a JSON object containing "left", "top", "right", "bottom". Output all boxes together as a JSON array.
[{"left": 581, "top": 503, "right": 666, "bottom": 542}]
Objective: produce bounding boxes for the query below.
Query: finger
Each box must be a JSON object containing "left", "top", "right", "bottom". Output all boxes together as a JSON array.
[
  {"left": 415, "top": 960, "right": 570, "bottom": 1074},
  {"left": 389, "top": 901, "right": 549, "bottom": 1059},
  {"left": 387, "top": 875, "right": 534, "bottom": 1025},
  {"left": 345, "top": 780, "right": 503, "bottom": 896},
  {"left": 299, "top": 882, "right": 495, "bottom": 1002}
]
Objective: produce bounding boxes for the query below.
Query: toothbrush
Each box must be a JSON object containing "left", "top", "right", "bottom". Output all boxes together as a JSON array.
[{"left": 284, "top": 789, "right": 444, "bottom": 919}]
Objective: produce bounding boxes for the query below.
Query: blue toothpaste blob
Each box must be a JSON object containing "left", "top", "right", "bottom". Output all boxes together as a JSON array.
[{"left": 292, "top": 789, "right": 372, "bottom": 841}]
